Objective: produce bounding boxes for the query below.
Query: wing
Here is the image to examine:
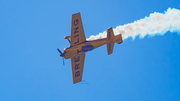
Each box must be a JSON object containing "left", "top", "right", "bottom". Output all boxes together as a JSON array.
[
  {"left": 71, "top": 53, "right": 85, "bottom": 84},
  {"left": 71, "top": 13, "right": 86, "bottom": 46}
]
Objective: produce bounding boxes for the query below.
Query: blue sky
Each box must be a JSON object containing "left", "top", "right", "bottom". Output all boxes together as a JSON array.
[{"left": 0, "top": 0, "right": 180, "bottom": 101}]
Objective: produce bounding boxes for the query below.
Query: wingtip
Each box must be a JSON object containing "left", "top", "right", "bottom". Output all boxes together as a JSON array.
[{"left": 72, "top": 12, "right": 80, "bottom": 16}]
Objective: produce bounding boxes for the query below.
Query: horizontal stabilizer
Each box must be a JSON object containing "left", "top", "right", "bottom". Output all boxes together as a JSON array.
[
  {"left": 107, "top": 27, "right": 115, "bottom": 55},
  {"left": 107, "top": 27, "right": 114, "bottom": 41},
  {"left": 107, "top": 42, "right": 114, "bottom": 55}
]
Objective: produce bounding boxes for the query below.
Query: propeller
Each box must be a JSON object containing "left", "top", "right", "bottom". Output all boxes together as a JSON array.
[
  {"left": 57, "top": 48, "right": 66, "bottom": 65},
  {"left": 62, "top": 58, "right": 65, "bottom": 65},
  {"left": 57, "top": 48, "right": 62, "bottom": 54}
]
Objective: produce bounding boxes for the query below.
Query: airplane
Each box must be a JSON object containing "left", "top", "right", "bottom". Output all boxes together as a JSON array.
[{"left": 57, "top": 12, "right": 123, "bottom": 84}]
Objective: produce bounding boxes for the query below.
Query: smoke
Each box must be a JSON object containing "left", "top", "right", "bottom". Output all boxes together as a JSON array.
[{"left": 87, "top": 8, "right": 180, "bottom": 41}]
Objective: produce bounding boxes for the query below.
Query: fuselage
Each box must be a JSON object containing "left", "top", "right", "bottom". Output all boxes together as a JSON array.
[{"left": 63, "top": 38, "right": 108, "bottom": 59}]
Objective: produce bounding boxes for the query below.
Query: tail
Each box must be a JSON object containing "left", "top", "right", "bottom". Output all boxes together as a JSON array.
[{"left": 106, "top": 27, "right": 123, "bottom": 55}]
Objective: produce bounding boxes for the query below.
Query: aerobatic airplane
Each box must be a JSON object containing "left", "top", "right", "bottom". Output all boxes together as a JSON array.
[{"left": 57, "top": 12, "right": 123, "bottom": 84}]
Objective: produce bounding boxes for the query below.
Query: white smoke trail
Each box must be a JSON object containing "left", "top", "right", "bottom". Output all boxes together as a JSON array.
[{"left": 87, "top": 8, "right": 180, "bottom": 41}]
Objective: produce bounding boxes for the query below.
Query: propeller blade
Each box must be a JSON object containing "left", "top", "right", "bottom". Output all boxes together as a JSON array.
[
  {"left": 63, "top": 58, "right": 65, "bottom": 65},
  {"left": 57, "top": 48, "right": 62, "bottom": 54},
  {"left": 57, "top": 48, "right": 65, "bottom": 65}
]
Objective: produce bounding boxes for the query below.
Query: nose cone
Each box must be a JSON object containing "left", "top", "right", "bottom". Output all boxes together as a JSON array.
[
  {"left": 60, "top": 54, "right": 64, "bottom": 57},
  {"left": 60, "top": 51, "right": 66, "bottom": 57}
]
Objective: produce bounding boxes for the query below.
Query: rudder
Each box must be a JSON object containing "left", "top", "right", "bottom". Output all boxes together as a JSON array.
[{"left": 113, "top": 34, "right": 123, "bottom": 44}]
